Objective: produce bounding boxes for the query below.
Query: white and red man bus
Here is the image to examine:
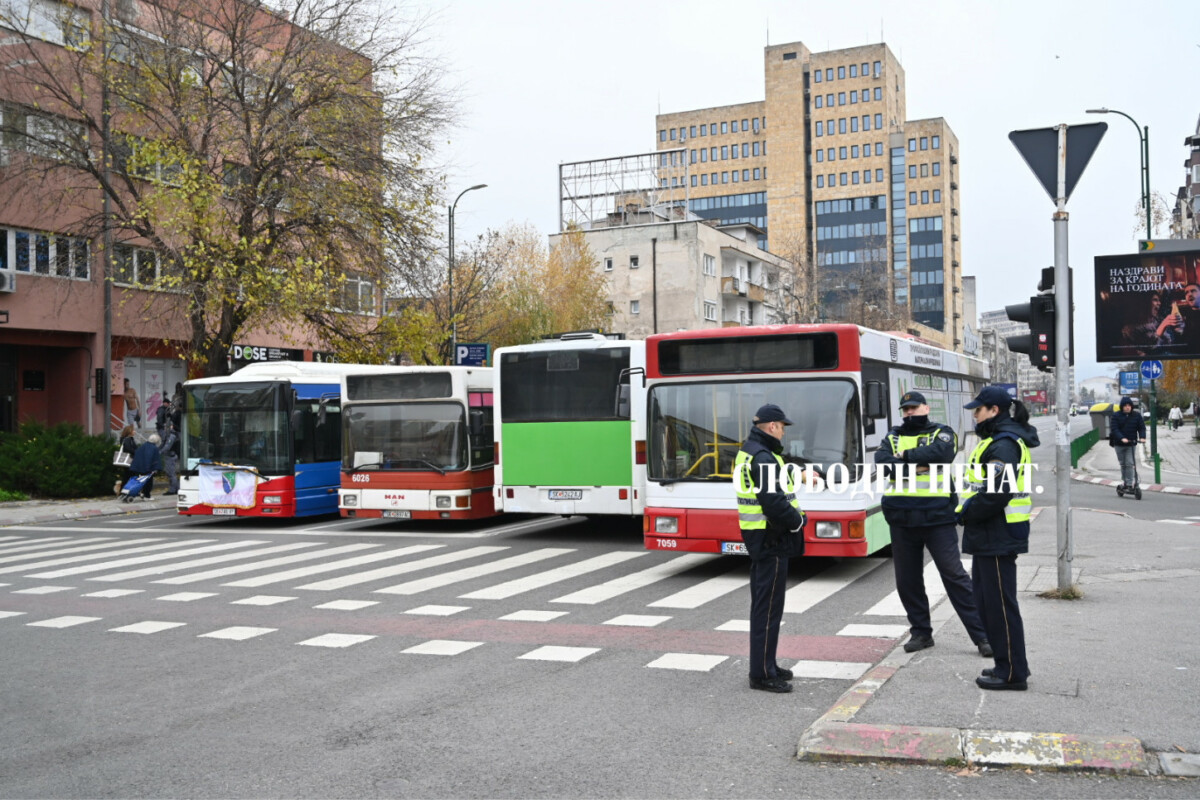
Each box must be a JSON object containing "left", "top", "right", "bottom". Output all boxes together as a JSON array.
[
  {"left": 642, "top": 324, "right": 987, "bottom": 556},
  {"left": 338, "top": 366, "right": 497, "bottom": 520}
]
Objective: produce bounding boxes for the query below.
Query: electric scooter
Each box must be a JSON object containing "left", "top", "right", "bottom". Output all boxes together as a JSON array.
[{"left": 1115, "top": 452, "right": 1143, "bottom": 501}]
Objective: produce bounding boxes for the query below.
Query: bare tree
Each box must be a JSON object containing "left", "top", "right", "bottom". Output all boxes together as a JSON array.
[{"left": 0, "top": 0, "right": 452, "bottom": 375}]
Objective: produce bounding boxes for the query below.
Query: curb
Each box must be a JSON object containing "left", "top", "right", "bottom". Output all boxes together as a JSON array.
[
  {"left": 0, "top": 498, "right": 177, "bottom": 527},
  {"left": 1070, "top": 471, "right": 1200, "bottom": 497},
  {"left": 795, "top": 606, "right": 1159, "bottom": 775}
]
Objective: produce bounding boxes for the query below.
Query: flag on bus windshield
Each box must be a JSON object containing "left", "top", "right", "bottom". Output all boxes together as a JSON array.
[{"left": 198, "top": 463, "right": 260, "bottom": 508}]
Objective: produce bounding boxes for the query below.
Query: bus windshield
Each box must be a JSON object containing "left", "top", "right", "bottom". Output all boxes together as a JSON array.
[
  {"left": 343, "top": 402, "right": 468, "bottom": 472},
  {"left": 647, "top": 379, "right": 862, "bottom": 482},
  {"left": 183, "top": 382, "right": 290, "bottom": 474}
]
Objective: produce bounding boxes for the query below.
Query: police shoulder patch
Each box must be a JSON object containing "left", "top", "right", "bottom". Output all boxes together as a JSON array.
[{"left": 937, "top": 432, "right": 953, "bottom": 442}]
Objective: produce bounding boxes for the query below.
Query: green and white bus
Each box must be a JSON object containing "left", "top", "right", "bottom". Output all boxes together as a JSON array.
[{"left": 493, "top": 333, "right": 646, "bottom": 517}]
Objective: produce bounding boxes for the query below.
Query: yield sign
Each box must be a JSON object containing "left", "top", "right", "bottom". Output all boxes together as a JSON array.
[{"left": 1009, "top": 123, "right": 1107, "bottom": 204}]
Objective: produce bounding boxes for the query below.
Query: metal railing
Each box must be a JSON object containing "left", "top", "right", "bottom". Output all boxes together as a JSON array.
[{"left": 1070, "top": 428, "right": 1099, "bottom": 468}]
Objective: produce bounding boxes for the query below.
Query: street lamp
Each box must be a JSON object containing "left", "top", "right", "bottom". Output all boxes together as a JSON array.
[
  {"left": 1086, "top": 107, "right": 1150, "bottom": 240},
  {"left": 447, "top": 183, "right": 487, "bottom": 365}
]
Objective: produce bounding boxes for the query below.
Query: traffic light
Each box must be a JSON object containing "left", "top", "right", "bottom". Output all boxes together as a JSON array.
[{"left": 1005, "top": 295, "right": 1056, "bottom": 372}]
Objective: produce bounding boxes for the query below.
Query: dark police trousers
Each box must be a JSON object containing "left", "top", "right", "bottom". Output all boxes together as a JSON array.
[
  {"left": 748, "top": 554, "right": 788, "bottom": 679},
  {"left": 891, "top": 523, "right": 987, "bottom": 644},
  {"left": 973, "top": 553, "right": 1029, "bottom": 682}
]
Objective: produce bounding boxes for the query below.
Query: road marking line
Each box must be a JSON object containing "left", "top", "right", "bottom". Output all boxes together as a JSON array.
[
  {"left": 788, "top": 660, "right": 872, "bottom": 680},
  {"left": 460, "top": 551, "right": 647, "bottom": 600},
  {"left": 402, "top": 639, "right": 483, "bottom": 656},
  {"left": 154, "top": 543, "right": 381, "bottom": 585},
  {"left": 109, "top": 621, "right": 186, "bottom": 634},
  {"left": 0, "top": 537, "right": 80, "bottom": 555},
  {"left": 647, "top": 653, "right": 728, "bottom": 671},
  {"left": 404, "top": 605, "right": 469, "bottom": 616},
  {"left": 518, "top": 645, "right": 598, "bottom": 662},
  {"left": 84, "top": 589, "right": 145, "bottom": 598},
  {"left": 200, "top": 626, "right": 275, "bottom": 641},
  {"left": 0, "top": 610, "right": 27, "bottom": 619},
  {"left": 649, "top": 571, "right": 744, "bottom": 609},
  {"left": 499, "top": 610, "right": 568, "bottom": 622},
  {"left": 314, "top": 600, "right": 379, "bottom": 611},
  {"left": 297, "top": 633, "right": 375, "bottom": 648},
  {"left": 92, "top": 542, "right": 321, "bottom": 582},
  {"left": 0, "top": 538, "right": 161, "bottom": 567},
  {"left": 158, "top": 592, "right": 218, "bottom": 602},
  {"left": 13, "top": 585, "right": 74, "bottom": 594},
  {"left": 864, "top": 558, "right": 970, "bottom": 617},
  {"left": 374, "top": 548, "right": 574, "bottom": 596},
  {"left": 603, "top": 614, "right": 671, "bottom": 627},
  {"left": 296, "top": 546, "right": 505, "bottom": 591},
  {"left": 224, "top": 544, "right": 445, "bottom": 588},
  {"left": 231, "top": 595, "right": 296, "bottom": 606},
  {"left": 837, "top": 623, "right": 908, "bottom": 638},
  {"left": 716, "top": 619, "right": 750, "bottom": 632},
  {"left": 551, "top": 553, "right": 715, "bottom": 605},
  {"left": 27, "top": 615, "right": 100, "bottom": 628},
  {"left": 27, "top": 541, "right": 262, "bottom": 579},
  {"left": 785, "top": 559, "right": 886, "bottom": 614}
]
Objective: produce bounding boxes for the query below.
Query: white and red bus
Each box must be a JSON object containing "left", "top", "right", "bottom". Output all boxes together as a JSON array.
[
  {"left": 338, "top": 366, "right": 497, "bottom": 520},
  {"left": 179, "top": 361, "right": 351, "bottom": 518},
  {"left": 642, "top": 324, "right": 987, "bottom": 556}
]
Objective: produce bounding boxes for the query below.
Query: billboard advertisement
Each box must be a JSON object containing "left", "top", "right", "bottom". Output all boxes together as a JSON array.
[{"left": 1094, "top": 247, "right": 1200, "bottom": 362}]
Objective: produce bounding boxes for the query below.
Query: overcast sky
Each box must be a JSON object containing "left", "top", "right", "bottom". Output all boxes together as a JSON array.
[{"left": 423, "top": 0, "right": 1199, "bottom": 384}]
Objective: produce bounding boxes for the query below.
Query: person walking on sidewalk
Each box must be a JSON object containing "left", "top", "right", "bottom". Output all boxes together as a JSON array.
[
  {"left": 874, "top": 391, "right": 991, "bottom": 658},
  {"left": 734, "top": 404, "right": 807, "bottom": 694},
  {"left": 1109, "top": 397, "right": 1146, "bottom": 491},
  {"left": 1168, "top": 405, "right": 1183, "bottom": 431},
  {"left": 957, "top": 386, "right": 1039, "bottom": 691}
]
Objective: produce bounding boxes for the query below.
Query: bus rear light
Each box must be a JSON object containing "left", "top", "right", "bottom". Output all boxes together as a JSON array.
[
  {"left": 655, "top": 516, "right": 678, "bottom": 534},
  {"left": 619, "top": 489, "right": 628, "bottom": 500},
  {"left": 505, "top": 488, "right": 514, "bottom": 499},
  {"left": 815, "top": 521, "right": 842, "bottom": 539},
  {"left": 435, "top": 496, "right": 451, "bottom": 509},
  {"left": 635, "top": 440, "right": 646, "bottom": 465},
  {"left": 848, "top": 520, "right": 865, "bottom": 539},
  {"left": 455, "top": 496, "right": 470, "bottom": 508},
  {"left": 494, "top": 443, "right": 500, "bottom": 465}
]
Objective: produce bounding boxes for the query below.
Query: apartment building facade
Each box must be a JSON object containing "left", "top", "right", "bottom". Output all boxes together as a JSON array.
[
  {"left": 0, "top": 0, "right": 371, "bottom": 435},
  {"left": 1173, "top": 113, "right": 1200, "bottom": 239},
  {"left": 550, "top": 213, "right": 789, "bottom": 339},
  {"left": 655, "top": 42, "right": 964, "bottom": 350}
]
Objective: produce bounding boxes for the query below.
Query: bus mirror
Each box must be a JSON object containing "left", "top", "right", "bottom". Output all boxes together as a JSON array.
[
  {"left": 615, "top": 384, "right": 631, "bottom": 419},
  {"left": 290, "top": 409, "right": 304, "bottom": 432},
  {"left": 864, "top": 381, "right": 887, "bottom": 419},
  {"left": 317, "top": 399, "right": 328, "bottom": 427},
  {"left": 469, "top": 409, "right": 484, "bottom": 437}
]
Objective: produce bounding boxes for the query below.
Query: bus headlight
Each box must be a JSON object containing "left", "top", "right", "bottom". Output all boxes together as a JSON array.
[
  {"left": 435, "top": 496, "right": 451, "bottom": 509},
  {"left": 815, "top": 521, "right": 842, "bottom": 539},
  {"left": 263, "top": 496, "right": 282, "bottom": 505},
  {"left": 654, "top": 516, "right": 678, "bottom": 534},
  {"left": 343, "top": 494, "right": 358, "bottom": 507}
]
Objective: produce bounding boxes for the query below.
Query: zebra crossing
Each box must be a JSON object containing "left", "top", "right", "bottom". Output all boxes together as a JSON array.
[{"left": 0, "top": 531, "right": 937, "bottom": 677}]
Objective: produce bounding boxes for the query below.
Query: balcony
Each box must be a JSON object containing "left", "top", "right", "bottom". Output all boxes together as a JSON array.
[
  {"left": 722, "top": 320, "right": 743, "bottom": 328},
  {"left": 721, "top": 276, "right": 746, "bottom": 296},
  {"left": 746, "top": 282, "right": 766, "bottom": 303}
]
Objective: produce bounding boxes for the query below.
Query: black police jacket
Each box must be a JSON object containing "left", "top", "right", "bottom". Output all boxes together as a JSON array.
[
  {"left": 960, "top": 414, "right": 1039, "bottom": 557},
  {"left": 873, "top": 419, "right": 958, "bottom": 527},
  {"left": 737, "top": 426, "right": 805, "bottom": 560}
]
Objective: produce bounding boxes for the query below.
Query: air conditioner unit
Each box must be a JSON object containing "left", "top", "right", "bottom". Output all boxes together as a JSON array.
[{"left": 0, "top": 271, "right": 15, "bottom": 293}]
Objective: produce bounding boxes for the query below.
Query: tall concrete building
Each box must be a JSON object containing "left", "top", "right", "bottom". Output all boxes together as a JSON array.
[
  {"left": 654, "top": 42, "right": 964, "bottom": 350},
  {"left": 979, "top": 308, "right": 1075, "bottom": 408}
]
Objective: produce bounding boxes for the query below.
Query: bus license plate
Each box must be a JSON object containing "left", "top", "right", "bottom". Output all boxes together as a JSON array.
[
  {"left": 382, "top": 510, "right": 411, "bottom": 519},
  {"left": 548, "top": 490, "right": 582, "bottom": 501},
  {"left": 721, "top": 541, "right": 749, "bottom": 555},
  {"left": 212, "top": 507, "right": 236, "bottom": 516}
]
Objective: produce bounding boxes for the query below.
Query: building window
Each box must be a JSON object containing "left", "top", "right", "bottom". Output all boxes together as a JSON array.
[
  {"left": 849, "top": 64, "right": 858, "bottom": 78},
  {"left": 669, "top": 129, "right": 676, "bottom": 141},
  {"left": 850, "top": 90, "right": 858, "bottom": 104},
  {"left": 816, "top": 175, "right": 824, "bottom": 188},
  {"left": 838, "top": 65, "right": 845, "bottom": 79},
  {"left": 703, "top": 254, "right": 716, "bottom": 276},
  {"left": 690, "top": 125, "right": 696, "bottom": 138},
  {"left": 690, "top": 175, "right": 697, "bottom": 187},
  {"left": 711, "top": 172, "right": 717, "bottom": 183},
  {"left": 826, "top": 93, "right": 833, "bottom": 106},
  {"left": 932, "top": 162, "right": 941, "bottom": 176},
  {"left": 816, "top": 150, "right": 823, "bottom": 163},
  {"left": 722, "top": 172, "right": 728, "bottom": 184},
  {"left": 839, "top": 146, "right": 847, "bottom": 160},
  {"left": 719, "top": 145, "right": 726, "bottom": 160},
  {"left": 909, "top": 191, "right": 917, "bottom": 205},
  {"left": 875, "top": 142, "right": 883, "bottom": 156},
  {"left": 742, "top": 119, "right": 749, "bottom": 131},
  {"left": 704, "top": 301, "right": 718, "bottom": 321},
  {"left": 932, "top": 135, "right": 941, "bottom": 149},
  {"left": 876, "top": 168, "right": 884, "bottom": 181},
  {"left": 603, "top": 257, "right": 613, "bottom": 272},
  {"left": 874, "top": 87, "right": 882, "bottom": 101},
  {"left": 862, "top": 115, "right": 871, "bottom": 131},
  {"left": 920, "top": 163, "right": 928, "bottom": 178},
  {"left": 701, "top": 124, "right": 708, "bottom": 136},
  {"left": 752, "top": 142, "right": 760, "bottom": 157},
  {"left": 629, "top": 255, "right": 639, "bottom": 269},
  {"left": 909, "top": 165, "right": 917, "bottom": 178},
  {"left": 732, "top": 171, "right": 739, "bottom": 183},
  {"left": 690, "top": 149, "right": 697, "bottom": 164},
  {"left": 933, "top": 189, "right": 942, "bottom": 202},
  {"left": 700, "top": 174, "right": 708, "bottom": 186},
  {"left": 874, "top": 113, "right": 882, "bottom": 130},
  {"left": 742, "top": 169, "right": 749, "bottom": 181},
  {"left": 731, "top": 145, "right": 739, "bottom": 160},
  {"left": 721, "top": 122, "right": 728, "bottom": 134},
  {"left": 815, "top": 96, "right": 823, "bottom": 109},
  {"left": 815, "top": 124, "right": 823, "bottom": 138},
  {"left": 863, "top": 170, "right": 872, "bottom": 184},
  {"left": 753, "top": 167, "right": 760, "bottom": 180},
  {"left": 840, "top": 173, "right": 847, "bottom": 186},
  {"left": 838, "top": 118, "right": 846, "bottom": 134},
  {"left": 753, "top": 118, "right": 760, "bottom": 133},
  {"left": 873, "top": 60, "right": 881, "bottom": 76},
  {"left": 921, "top": 190, "right": 929, "bottom": 204},
  {"left": 851, "top": 145, "right": 859, "bottom": 158},
  {"left": 920, "top": 137, "right": 928, "bottom": 150},
  {"left": 908, "top": 138, "right": 916, "bottom": 152},
  {"left": 812, "top": 64, "right": 820, "bottom": 78},
  {"left": 852, "top": 171, "right": 860, "bottom": 185},
  {"left": 850, "top": 117, "right": 858, "bottom": 132},
  {"left": 825, "top": 68, "right": 833, "bottom": 81},
  {"left": 630, "top": 300, "right": 640, "bottom": 315},
  {"left": 700, "top": 149, "right": 707, "bottom": 163},
  {"left": 838, "top": 92, "right": 846, "bottom": 106}
]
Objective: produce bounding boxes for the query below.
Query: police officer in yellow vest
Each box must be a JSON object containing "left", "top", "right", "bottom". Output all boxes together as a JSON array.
[
  {"left": 734, "top": 404, "right": 806, "bottom": 694},
  {"left": 958, "top": 386, "right": 1039, "bottom": 691},
  {"left": 874, "top": 391, "right": 991, "bottom": 657}
]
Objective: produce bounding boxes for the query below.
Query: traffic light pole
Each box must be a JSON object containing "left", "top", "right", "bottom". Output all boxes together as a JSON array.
[{"left": 1052, "top": 125, "right": 1073, "bottom": 592}]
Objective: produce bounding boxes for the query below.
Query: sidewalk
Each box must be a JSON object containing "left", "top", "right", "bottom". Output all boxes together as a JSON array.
[
  {"left": 797, "top": 508, "right": 1200, "bottom": 776},
  {"left": 0, "top": 492, "right": 177, "bottom": 526},
  {"left": 1073, "top": 423, "right": 1200, "bottom": 496}
]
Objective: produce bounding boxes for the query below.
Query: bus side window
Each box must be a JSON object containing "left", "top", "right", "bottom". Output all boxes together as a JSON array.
[
  {"left": 470, "top": 406, "right": 494, "bottom": 467},
  {"left": 314, "top": 402, "right": 340, "bottom": 462}
]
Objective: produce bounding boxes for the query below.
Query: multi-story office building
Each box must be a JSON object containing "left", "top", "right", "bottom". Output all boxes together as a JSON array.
[
  {"left": 1173, "top": 113, "right": 1200, "bottom": 239},
  {"left": 654, "top": 42, "right": 964, "bottom": 350},
  {"left": 979, "top": 308, "right": 1075, "bottom": 407}
]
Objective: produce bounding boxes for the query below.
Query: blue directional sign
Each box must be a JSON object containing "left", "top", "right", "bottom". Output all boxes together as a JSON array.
[
  {"left": 1140, "top": 360, "right": 1163, "bottom": 381},
  {"left": 1119, "top": 370, "right": 1140, "bottom": 395},
  {"left": 455, "top": 343, "right": 489, "bottom": 367}
]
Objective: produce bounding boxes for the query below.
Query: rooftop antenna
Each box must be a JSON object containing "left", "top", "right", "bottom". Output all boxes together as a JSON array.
[{"left": 766, "top": 17, "right": 769, "bottom": 46}]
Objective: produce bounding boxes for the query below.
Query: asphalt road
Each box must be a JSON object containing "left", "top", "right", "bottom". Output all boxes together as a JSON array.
[{"left": 1, "top": 451, "right": 1197, "bottom": 797}]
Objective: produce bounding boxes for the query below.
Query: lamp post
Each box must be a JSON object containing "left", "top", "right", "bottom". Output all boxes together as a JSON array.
[
  {"left": 447, "top": 184, "right": 487, "bottom": 365},
  {"left": 1086, "top": 107, "right": 1150, "bottom": 240}
]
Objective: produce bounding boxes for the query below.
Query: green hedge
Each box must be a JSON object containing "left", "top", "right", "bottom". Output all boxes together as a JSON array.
[{"left": 0, "top": 422, "right": 122, "bottom": 499}]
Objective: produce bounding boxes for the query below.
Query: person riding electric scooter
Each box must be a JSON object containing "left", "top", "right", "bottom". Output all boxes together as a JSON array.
[{"left": 1109, "top": 397, "right": 1146, "bottom": 500}]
